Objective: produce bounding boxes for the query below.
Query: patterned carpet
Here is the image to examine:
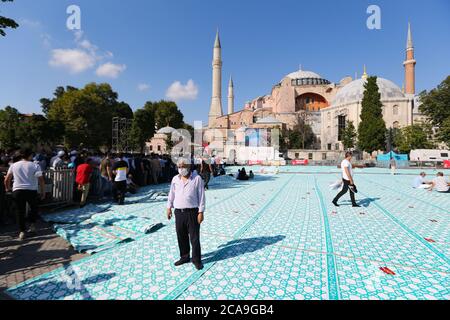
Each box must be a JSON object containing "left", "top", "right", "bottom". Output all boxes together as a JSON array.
[{"left": 5, "top": 168, "right": 450, "bottom": 300}]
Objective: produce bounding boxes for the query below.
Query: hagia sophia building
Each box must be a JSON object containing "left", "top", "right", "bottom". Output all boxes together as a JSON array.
[{"left": 206, "top": 23, "right": 424, "bottom": 156}]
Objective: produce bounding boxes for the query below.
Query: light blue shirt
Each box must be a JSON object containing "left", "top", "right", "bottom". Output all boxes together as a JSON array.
[{"left": 167, "top": 171, "right": 206, "bottom": 212}]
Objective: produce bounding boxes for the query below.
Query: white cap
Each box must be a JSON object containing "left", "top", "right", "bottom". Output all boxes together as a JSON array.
[{"left": 57, "top": 151, "right": 66, "bottom": 157}]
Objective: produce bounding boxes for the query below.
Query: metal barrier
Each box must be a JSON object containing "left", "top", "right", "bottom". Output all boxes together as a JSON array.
[{"left": 44, "top": 168, "right": 75, "bottom": 206}]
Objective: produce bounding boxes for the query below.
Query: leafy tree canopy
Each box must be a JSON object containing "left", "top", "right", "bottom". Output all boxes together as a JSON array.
[
  {"left": 394, "top": 124, "right": 434, "bottom": 154},
  {"left": 419, "top": 76, "right": 450, "bottom": 146},
  {"left": 0, "top": 0, "right": 19, "bottom": 37}
]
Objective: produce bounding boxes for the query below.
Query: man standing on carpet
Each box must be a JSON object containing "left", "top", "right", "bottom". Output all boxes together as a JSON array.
[
  {"left": 112, "top": 154, "right": 129, "bottom": 205},
  {"left": 4, "top": 149, "right": 46, "bottom": 240},
  {"left": 167, "top": 158, "right": 205, "bottom": 270},
  {"left": 332, "top": 152, "right": 360, "bottom": 207}
]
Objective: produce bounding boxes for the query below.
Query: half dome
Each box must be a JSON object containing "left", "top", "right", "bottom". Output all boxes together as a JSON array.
[{"left": 333, "top": 78, "right": 405, "bottom": 106}]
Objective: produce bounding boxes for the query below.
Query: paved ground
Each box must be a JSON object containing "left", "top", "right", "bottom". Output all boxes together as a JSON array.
[
  {"left": 1, "top": 167, "right": 449, "bottom": 300},
  {"left": 0, "top": 220, "right": 86, "bottom": 299}
]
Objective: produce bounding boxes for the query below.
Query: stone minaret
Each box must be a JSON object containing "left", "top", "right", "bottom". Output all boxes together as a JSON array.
[
  {"left": 227, "top": 76, "right": 234, "bottom": 115},
  {"left": 208, "top": 30, "right": 223, "bottom": 127},
  {"left": 403, "top": 23, "right": 416, "bottom": 95}
]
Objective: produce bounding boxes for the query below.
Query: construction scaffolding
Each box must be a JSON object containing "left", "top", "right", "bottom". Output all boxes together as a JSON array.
[{"left": 112, "top": 117, "right": 133, "bottom": 153}]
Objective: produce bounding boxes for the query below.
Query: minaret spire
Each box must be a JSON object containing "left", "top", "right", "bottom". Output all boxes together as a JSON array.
[
  {"left": 214, "top": 28, "right": 221, "bottom": 48},
  {"left": 228, "top": 76, "right": 234, "bottom": 115},
  {"left": 406, "top": 22, "right": 413, "bottom": 49},
  {"left": 404, "top": 22, "right": 416, "bottom": 95},
  {"left": 209, "top": 29, "right": 223, "bottom": 127}
]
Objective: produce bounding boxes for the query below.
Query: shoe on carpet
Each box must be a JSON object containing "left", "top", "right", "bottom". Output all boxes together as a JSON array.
[
  {"left": 174, "top": 258, "right": 190, "bottom": 267},
  {"left": 193, "top": 262, "right": 204, "bottom": 270}
]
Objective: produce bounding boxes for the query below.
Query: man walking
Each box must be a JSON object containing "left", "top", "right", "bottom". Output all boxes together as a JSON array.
[
  {"left": 332, "top": 152, "right": 360, "bottom": 207},
  {"left": 167, "top": 158, "right": 205, "bottom": 270},
  {"left": 76, "top": 158, "right": 94, "bottom": 208},
  {"left": 112, "top": 154, "right": 129, "bottom": 205},
  {"left": 4, "top": 149, "right": 46, "bottom": 240},
  {"left": 200, "top": 157, "right": 213, "bottom": 190}
]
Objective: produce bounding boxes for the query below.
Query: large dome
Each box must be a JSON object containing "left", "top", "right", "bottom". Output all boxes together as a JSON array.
[
  {"left": 333, "top": 78, "right": 405, "bottom": 106},
  {"left": 283, "top": 70, "right": 331, "bottom": 85},
  {"left": 286, "top": 70, "right": 322, "bottom": 80}
]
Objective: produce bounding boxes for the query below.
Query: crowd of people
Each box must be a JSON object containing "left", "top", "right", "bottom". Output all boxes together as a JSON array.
[
  {"left": 0, "top": 148, "right": 173, "bottom": 239},
  {"left": 0, "top": 147, "right": 230, "bottom": 240}
]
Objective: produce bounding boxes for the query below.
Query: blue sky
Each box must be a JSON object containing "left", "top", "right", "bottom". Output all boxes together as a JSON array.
[{"left": 1, "top": 0, "right": 449, "bottom": 125}]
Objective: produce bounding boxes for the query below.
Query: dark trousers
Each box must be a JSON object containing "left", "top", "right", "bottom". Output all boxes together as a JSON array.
[
  {"left": 12, "top": 190, "right": 38, "bottom": 232},
  {"left": 333, "top": 179, "right": 357, "bottom": 206},
  {"left": 201, "top": 172, "right": 211, "bottom": 189},
  {"left": 175, "top": 209, "right": 201, "bottom": 264},
  {"left": 112, "top": 180, "right": 127, "bottom": 205}
]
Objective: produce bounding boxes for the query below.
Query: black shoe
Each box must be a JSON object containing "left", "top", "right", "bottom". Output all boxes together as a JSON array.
[
  {"left": 332, "top": 201, "right": 340, "bottom": 207},
  {"left": 352, "top": 204, "right": 361, "bottom": 208},
  {"left": 193, "top": 262, "right": 204, "bottom": 270},
  {"left": 174, "top": 258, "right": 190, "bottom": 267}
]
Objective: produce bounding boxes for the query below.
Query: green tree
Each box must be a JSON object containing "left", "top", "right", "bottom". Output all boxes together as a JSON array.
[
  {"left": 145, "top": 100, "right": 184, "bottom": 129},
  {"left": 419, "top": 76, "right": 450, "bottom": 146},
  {"left": 285, "top": 123, "right": 314, "bottom": 150},
  {"left": 45, "top": 83, "right": 126, "bottom": 149},
  {"left": 17, "top": 115, "right": 65, "bottom": 147},
  {"left": 438, "top": 117, "right": 450, "bottom": 147},
  {"left": 114, "top": 101, "right": 133, "bottom": 119},
  {"left": 386, "top": 127, "right": 401, "bottom": 152},
  {"left": 341, "top": 121, "right": 357, "bottom": 150},
  {"left": 0, "top": 0, "right": 19, "bottom": 37},
  {"left": 0, "top": 106, "right": 20, "bottom": 149},
  {"left": 130, "top": 107, "right": 155, "bottom": 153},
  {"left": 394, "top": 124, "right": 434, "bottom": 154},
  {"left": 40, "top": 86, "right": 78, "bottom": 116},
  {"left": 358, "top": 76, "right": 387, "bottom": 153}
]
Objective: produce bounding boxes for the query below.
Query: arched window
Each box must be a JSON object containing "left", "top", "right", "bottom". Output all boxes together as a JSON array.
[
  {"left": 393, "top": 121, "right": 400, "bottom": 129},
  {"left": 393, "top": 105, "right": 399, "bottom": 116}
]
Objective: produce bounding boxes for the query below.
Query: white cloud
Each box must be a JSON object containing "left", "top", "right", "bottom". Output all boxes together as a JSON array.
[
  {"left": 138, "top": 83, "right": 150, "bottom": 92},
  {"left": 166, "top": 79, "right": 199, "bottom": 101},
  {"left": 48, "top": 31, "right": 125, "bottom": 77},
  {"left": 49, "top": 49, "right": 96, "bottom": 73},
  {"left": 96, "top": 63, "right": 127, "bottom": 78}
]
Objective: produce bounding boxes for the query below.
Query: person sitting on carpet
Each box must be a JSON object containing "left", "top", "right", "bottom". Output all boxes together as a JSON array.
[
  {"left": 429, "top": 172, "right": 450, "bottom": 193},
  {"left": 412, "top": 172, "right": 432, "bottom": 189},
  {"left": 237, "top": 168, "right": 249, "bottom": 181}
]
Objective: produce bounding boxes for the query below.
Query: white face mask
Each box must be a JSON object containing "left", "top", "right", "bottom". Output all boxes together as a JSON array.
[{"left": 178, "top": 168, "right": 190, "bottom": 177}]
